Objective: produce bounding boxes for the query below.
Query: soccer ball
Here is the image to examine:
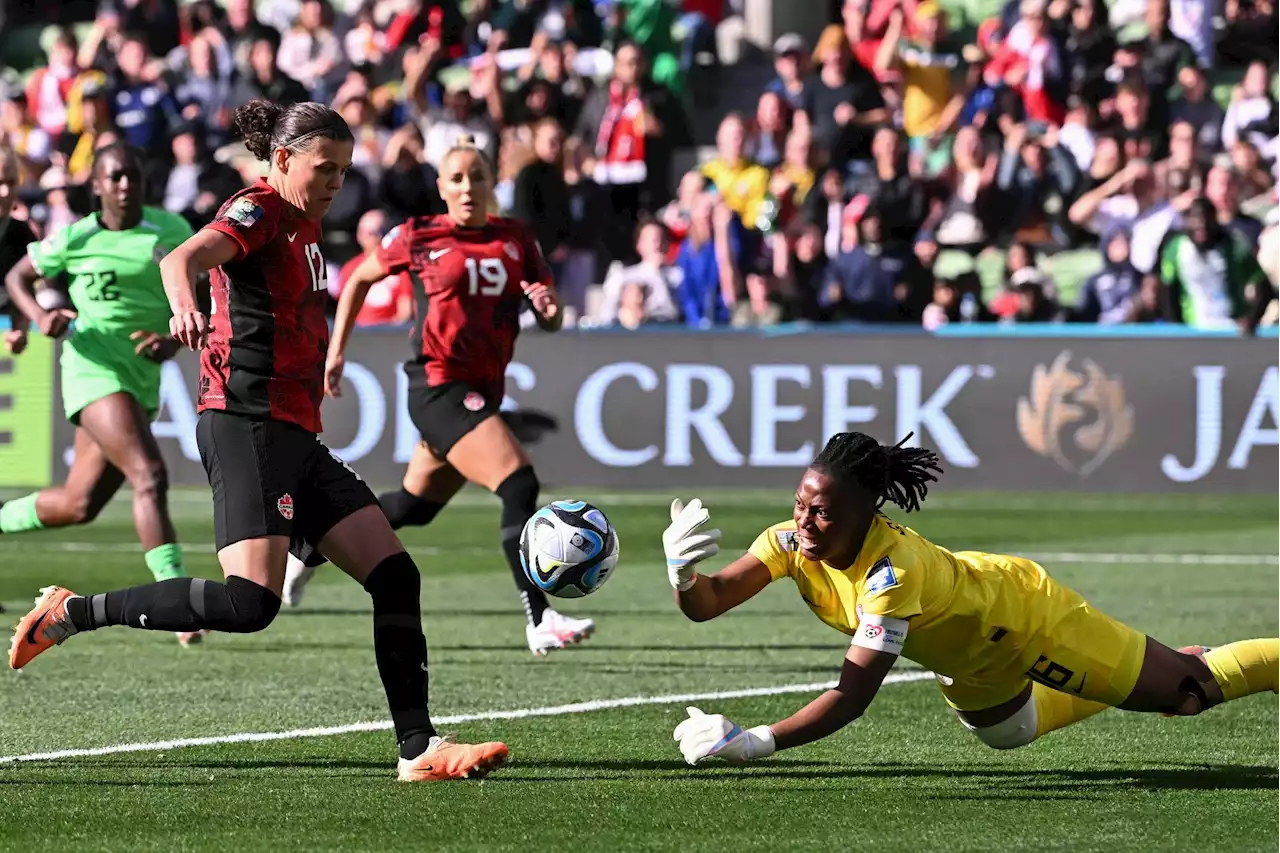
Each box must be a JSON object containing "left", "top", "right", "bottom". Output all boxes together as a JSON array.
[{"left": 520, "top": 500, "right": 619, "bottom": 599}]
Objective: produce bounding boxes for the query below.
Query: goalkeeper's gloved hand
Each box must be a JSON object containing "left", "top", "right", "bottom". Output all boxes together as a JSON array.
[
  {"left": 662, "top": 498, "right": 722, "bottom": 592},
  {"left": 673, "top": 706, "right": 776, "bottom": 766}
]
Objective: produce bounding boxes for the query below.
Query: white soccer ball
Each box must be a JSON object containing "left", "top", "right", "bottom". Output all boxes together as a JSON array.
[{"left": 520, "top": 499, "right": 619, "bottom": 599}]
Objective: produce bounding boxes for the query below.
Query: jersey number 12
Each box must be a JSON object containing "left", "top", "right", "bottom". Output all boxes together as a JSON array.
[
  {"left": 465, "top": 257, "right": 507, "bottom": 296},
  {"left": 304, "top": 242, "right": 327, "bottom": 292}
]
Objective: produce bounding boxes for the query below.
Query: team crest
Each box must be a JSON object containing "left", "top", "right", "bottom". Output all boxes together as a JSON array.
[
  {"left": 776, "top": 529, "right": 799, "bottom": 552},
  {"left": 277, "top": 494, "right": 294, "bottom": 520},
  {"left": 227, "top": 197, "right": 263, "bottom": 227},
  {"left": 865, "top": 557, "right": 898, "bottom": 593},
  {"left": 463, "top": 392, "right": 486, "bottom": 412},
  {"left": 503, "top": 241, "right": 521, "bottom": 261}
]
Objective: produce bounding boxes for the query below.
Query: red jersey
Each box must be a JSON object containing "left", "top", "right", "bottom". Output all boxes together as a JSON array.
[
  {"left": 199, "top": 180, "right": 329, "bottom": 433},
  {"left": 376, "top": 214, "right": 551, "bottom": 400}
]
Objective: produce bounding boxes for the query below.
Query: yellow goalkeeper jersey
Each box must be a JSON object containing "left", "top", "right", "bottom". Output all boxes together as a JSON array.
[{"left": 748, "top": 516, "right": 1075, "bottom": 681}]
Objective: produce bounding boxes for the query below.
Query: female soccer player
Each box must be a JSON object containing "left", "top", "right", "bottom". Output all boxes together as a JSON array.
[
  {"left": 311, "top": 136, "right": 595, "bottom": 657},
  {"left": 8, "top": 101, "right": 508, "bottom": 782},
  {"left": 3, "top": 142, "right": 202, "bottom": 647},
  {"left": 663, "top": 432, "right": 1279, "bottom": 765}
]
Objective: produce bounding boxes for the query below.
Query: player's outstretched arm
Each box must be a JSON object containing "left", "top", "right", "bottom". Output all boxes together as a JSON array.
[
  {"left": 325, "top": 251, "right": 389, "bottom": 397},
  {"left": 4, "top": 256, "right": 75, "bottom": 339},
  {"left": 160, "top": 230, "right": 238, "bottom": 350},
  {"left": 674, "top": 644, "right": 898, "bottom": 765}
]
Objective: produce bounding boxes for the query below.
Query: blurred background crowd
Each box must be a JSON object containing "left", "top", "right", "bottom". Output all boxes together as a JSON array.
[{"left": 0, "top": 0, "right": 1276, "bottom": 332}]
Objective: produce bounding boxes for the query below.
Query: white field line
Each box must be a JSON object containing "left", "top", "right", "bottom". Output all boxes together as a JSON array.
[
  {"left": 0, "top": 539, "right": 1273, "bottom": 566},
  {"left": 0, "top": 670, "right": 936, "bottom": 765}
]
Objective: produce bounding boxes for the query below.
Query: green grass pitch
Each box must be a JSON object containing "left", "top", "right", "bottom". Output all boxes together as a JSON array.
[{"left": 0, "top": 487, "right": 1276, "bottom": 852}]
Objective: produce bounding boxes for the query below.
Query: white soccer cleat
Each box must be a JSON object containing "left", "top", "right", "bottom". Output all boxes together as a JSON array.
[
  {"left": 283, "top": 554, "right": 318, "bottom": 608},
  {"left": 526, "top": 608, "right": 596, "bottom": 657}
]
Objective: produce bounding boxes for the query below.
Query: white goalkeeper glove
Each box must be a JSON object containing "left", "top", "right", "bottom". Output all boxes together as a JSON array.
[
  {"left": 662, "top": 498, "right": 721, "bottom": 592},
  {"left": 673, "top": 706, "right": 776, "bottom": 766}
]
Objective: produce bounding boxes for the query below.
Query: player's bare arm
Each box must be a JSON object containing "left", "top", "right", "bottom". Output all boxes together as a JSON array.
[
  {"left": 160, "top": 229, "right": 238, "bottom": 350},
  {"left": 674, "top": 553, "right": 771, "bottom": 622},
  {"left": 325, "top": 250, "right": 389, "bottom": 397},
  {"left": 768, "top": 644, "right": 898, "bottom": 750},
  {"left": 4, "top": 255, "right": 75, "bottom": 338},
  {"left": 522, "top": 279, "right": 563, "bottom": 332}
]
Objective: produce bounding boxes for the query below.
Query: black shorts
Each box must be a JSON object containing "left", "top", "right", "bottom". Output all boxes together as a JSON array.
[
  {"left": 196, "top": 410, "right": 378, "bottom": 566},
  {"left": 406, "top": 378, "right": 502, "bottom": 458}
]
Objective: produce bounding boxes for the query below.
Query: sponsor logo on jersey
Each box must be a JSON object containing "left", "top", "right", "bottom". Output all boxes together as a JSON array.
[
  {"left": 865, "top": 557, "right": 898, "bottom": 593},
  {"left": 503, "top": 241, "right": 521, "bottom": 261},
  {"left": 277, "top": 493, "right": 294, "bottom": 520},
  {"left": 1017, "top": 350, "right": 1133, "bottom": 477},
  {"left": 463, "top": 391, "right": 486, "bottom": 412},
  {"left": 227, "top": 197, "right": 264, "bottom": 227},
  {"left": 776, "top": 529, "right": 798, "bottom": 551},
  {"left": 429, "top": 249, "right": 451, "bottom": 261}
]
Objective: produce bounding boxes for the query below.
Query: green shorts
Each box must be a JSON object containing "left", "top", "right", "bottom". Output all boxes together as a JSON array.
[{"left": 61, "top": 330, "right": 161, "bottom": 424}]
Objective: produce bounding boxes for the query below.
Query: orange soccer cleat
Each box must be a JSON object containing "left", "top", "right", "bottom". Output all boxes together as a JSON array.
[
  {"left": 396, "top": 736, "right": 510, "bottom": 782},
  {"left": 9, "top": 586, "right": 79, "bottom": 670}
]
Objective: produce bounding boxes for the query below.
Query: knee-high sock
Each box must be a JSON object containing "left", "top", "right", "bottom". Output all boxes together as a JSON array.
[
  {"left": 495, "top": 466, "right": 549, "bottom": 627},
  {"left": 1203, "top": 639, "right": 1280, "bottom": 702}
]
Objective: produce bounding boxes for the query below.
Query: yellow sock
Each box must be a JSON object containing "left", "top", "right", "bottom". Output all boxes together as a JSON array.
[
  {"left": 1203, "top": 639, "right": 1280, "bottom": 702},
  {"left": 1032, "top": 682, "right": 1111, "bottom": 737}
]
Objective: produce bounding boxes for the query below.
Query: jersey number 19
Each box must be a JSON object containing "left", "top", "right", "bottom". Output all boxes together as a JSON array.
[{"left": 465, "top": 257, "right": 507, "bottom": 296}]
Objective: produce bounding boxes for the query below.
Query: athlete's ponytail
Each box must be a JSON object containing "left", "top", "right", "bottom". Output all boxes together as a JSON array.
[
  {"left": 810, "top": 432, "right": 943, "bottom": 513},
  {"left": 444, "top": 134, "right": 501, "bottom": 216},
  {"left": 234, "top": 99, "right": 352, "bottom": 162}
]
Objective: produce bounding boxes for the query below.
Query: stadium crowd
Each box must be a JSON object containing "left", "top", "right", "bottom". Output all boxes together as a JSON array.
[{"left": 0, "top": 0, "right": 1276, "bottom": 332}]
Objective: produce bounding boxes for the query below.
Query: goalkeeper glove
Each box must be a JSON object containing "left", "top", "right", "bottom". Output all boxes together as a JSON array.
[
  {"left": 673, "top": 706, "right": 776, "bottom": 765},
  {"left": 662, "top": 498, "right": 722, "bottom": 592}
]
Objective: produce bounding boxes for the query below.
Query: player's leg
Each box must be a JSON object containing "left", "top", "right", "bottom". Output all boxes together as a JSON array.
[
  {"left": 0, "top": 426, "right": 124, "bottom": 534},
  {"left": 8, "top": 412, "right": 293, "bottom": 669},
  {"left": 443, "top": 407, "right": 595, "bottom": 655},
  {"left": 300, "top": 443, "right": 507, "bottom": 780},
  {"left": 942, "top": 674, "right": 1111, "bottom": 750},
  {"left": 1117, "top": 636, "right": 1278, "bottom": 716},
  {"left": 75, "top": 392, "right": 186, "bottom": 581}
]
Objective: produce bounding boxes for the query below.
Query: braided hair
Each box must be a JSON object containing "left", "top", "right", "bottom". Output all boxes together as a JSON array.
[{"left": 810, "top": 432, "right": 943, "bottom": 514}]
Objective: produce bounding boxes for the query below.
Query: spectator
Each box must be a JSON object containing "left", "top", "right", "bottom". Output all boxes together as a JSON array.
[
  {"left": 922, "top": 274, "right": 961, "bottom": 329},
  {"left": 1115, "top": 0, "right": 1197, "bottom": 124},
  {"left": 514, "top": 118, "right": 572, "bottom": 270},
  {"left": 1007, "top": 275, "right": 1061, "bottom": 322},
  {"left": 990, "top": 240, "right": 1040, "bottom": 317},
  {"left": 1077, "top": 131, "right": 1122, "bottom": 195},
  {"left": 336, "top": 86, "right": 391, "bottom": 182},
  {"left": 997, "top": 122, "right": 1080, "bottom": 248},
  {"left": 1075, "top": 226, "right": 1143, "bottom": 322},
  {"left": 560, "top": 137, "right": 605, "bottom": 323},
  {"left": 58, "top": 80, "right": 114, "bottom": 185},
  {"left": 506, "top": 38, "right": 590, "bottom": 132},
  {"left": 674, "top": 192, "right": 735, "bottom": 328},
  {"left": 804, "top": 27, "right": 888, "bottom": 169},
  {"left": 815, "top": 0, "right": 890, "bottom": 82},
  {"left": 766, "top": 33, "right": 811, "bottom": 113},
  {"left": 750, "top": 92, "right": 790, "bottom": 170},
  {"left": 1169, "top": 65, "right": 1225, "bottom": 152},
  {"left": 1068, "top": 154, "right": 1159, "bottom": 238},
  {"left": 703, "top": 113, "right": 770, "bottom": 232},
  {"left": 277, "top": 0, "right": 344, "bottom": 101},
  {"left": 984, "top": 0, "right": 1066, "bottom": 126},
  {"left": 111, "top": 0, "right": 183, "bottom": 58},
  {"left": 1062, "top": 0, "right": 1116, "bottom": 104},
  {"left": 25, "top": 26, "right": 79, "bottom": 138},
  {"left": 220, "top": 0, "right": 273, "bottom": 76},
  {"left": 927, "top": 125, "right": 998, "bottom": 252},
  {"left": 1159, "top": 197, "right": 1271, "bottom": 333},
  {"left": 333, "top": 209, "right": 416, "bottom": 327},
  {"left": 1109, "top": 76, "right": 1167, "bottom": 163},
  {"left": 853, "top": 127, "right": 930, "bottom": 247},
  {"left": 109, "top": 34, "right": 182, "bottom": 154},
  {"left": 343, "top": 4, "right": 390, "bottom": 69},
  {"left": 1221, "top": 60, "right": 1277, "bottom": 159},
  {"left": 819, "top": 204, "right": 915, "bottom": 322},
  {"left": 597, "top": 219, "right": 682, "bottom": 326},
  {"left": 230, "top": 33, "right": 310, "bottom": 108},
  {"left": 1230, "top": 141, "right": 1274, "bottom": 203},
  {"left": 1129, "top": 273, "right": 1170, "bottom": 323},
  {"left": 1205, "top": 163, "right": 1264, "bottom": 246},
  {"left": 768, "top": 127, "right": 818, "bottom": 242},
  {"left": 1217, "top": 0, "right": 1278, "bottom": 66},
  {"left": 1057, "top": 102, "right": 1099, "bottom": 173},
  {"left": 420, "top": 82, "right": 499, "bottom": 172},
  {"left": 1155, "top": 119, "right": 1207, "bottom": 190},
  {"left": 0, "top": 93, "right": 51, "bottom": 187},
  {"left": 159, "top": 125, "right": 240, "bottom": 227},
  {"left": 172, "top": 29, "right": 234, "bottom": 149},
  {"left": 659, "top": 169, "right": 706, "bottom": 259},
  {"left": 875, "top": 2, "right": 968, "bottom": 177},
  {"left": 378, "top": 124, "right": 441, "bottom": 221}
]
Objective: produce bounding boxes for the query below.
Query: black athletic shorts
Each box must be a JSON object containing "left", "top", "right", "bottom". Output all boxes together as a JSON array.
[
  {"left": 406, "top": 378, "right": 502, "bottom": 458},
  {"left": 196, "top": 410, "right": 378, "bottom": 566}
]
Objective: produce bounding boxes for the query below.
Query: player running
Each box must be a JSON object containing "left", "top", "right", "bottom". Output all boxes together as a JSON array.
[
  {"left": 663, "top": 431, "right": 1279, "bottom": 765},
  {"left": 8, "top": 101, "right": 508, "bottom": 782},
  {"left": 2, "top": 143, "right": 203, "bottom": 648},
  {"left": 299, "top": 135, "right": 595, "bottom": 657}
]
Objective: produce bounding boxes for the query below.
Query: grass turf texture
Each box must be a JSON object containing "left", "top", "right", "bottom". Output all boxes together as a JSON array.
[{"left": 0, "top": 487, "right": 1276, "bottom": 853}]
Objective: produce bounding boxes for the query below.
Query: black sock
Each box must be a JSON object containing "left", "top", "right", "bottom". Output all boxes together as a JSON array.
[
  {"left": 377, "top": 489, "right": 445, "bottom": 530},
  {"left": 495, "top": 466, "right": 549, "bottom": 627},
  {"left": 65, "top": 576, "right": 280, "bottom": 633},
  {"left": 363, "top": 552, "right": 437, "bottom": 760}
]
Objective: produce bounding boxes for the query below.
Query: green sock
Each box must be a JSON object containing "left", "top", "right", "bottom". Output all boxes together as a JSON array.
[
  {"left": 144, "top": 543, "right": 187, "bottom": 582},
  {"left": 0, "top": 494, "right": 44, "bottom": 534}
]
